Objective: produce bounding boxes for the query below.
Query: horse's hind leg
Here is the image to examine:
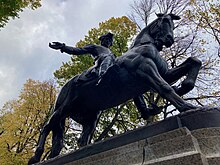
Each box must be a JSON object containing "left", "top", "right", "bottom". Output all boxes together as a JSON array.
[
  {"left": 28, "top": 110, "right": 62, "bottom": 164},
  {"left": 49, "top": 119, "right": 65, "bottom": 158},
  {"left": 28, "top": 122, "right": 51, "bottom": 164},
  {"left": 164, "top": 57, "right": 202, "bottom": 96}
]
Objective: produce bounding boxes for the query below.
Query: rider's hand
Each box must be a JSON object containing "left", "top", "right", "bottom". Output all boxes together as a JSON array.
[{"left": 49, "top": 42, "right": 65, "bottom": 50}]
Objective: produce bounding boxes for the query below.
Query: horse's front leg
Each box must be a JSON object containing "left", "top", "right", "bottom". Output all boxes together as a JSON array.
[
  {"left": 133, "top": 96, "right": 162, "bottom": 120},
  {"left": 136, "top": 59, "right": 197, "bottom": 112},
  {"left": 164, "top": 57, "right": 202, "bottom": 96}
]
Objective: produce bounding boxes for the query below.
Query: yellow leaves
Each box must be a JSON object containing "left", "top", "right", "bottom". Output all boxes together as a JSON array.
[
  {"left": 0, "top": 79, "right": 56, "bottom": 164},
  {"left": 212, "top": 91, "right": 220, "bottom": 96},
  {"left": 187, "top": 0, "right": 220, "bottom": 45},
  {"left": 183, "top": 9, "right": 195, "bottom": 21},
  {"left": 189, "top": 0, "right": 196, "bottom": 5},
  {"left": 199, "top": 39, "right": 207, "bottom": 46}
]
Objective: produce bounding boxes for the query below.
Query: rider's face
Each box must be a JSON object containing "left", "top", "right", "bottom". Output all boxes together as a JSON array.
[{"left": 101, "top": 37, "right": 113, "bottom": 48}]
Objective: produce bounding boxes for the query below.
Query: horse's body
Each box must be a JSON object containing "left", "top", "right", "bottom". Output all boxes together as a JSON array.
[
  {"left": 54, "top": 43, "right": 168, "bottom": 124},
  {"left": 29, "top": 13, "right": 202, "bottom": 164}
]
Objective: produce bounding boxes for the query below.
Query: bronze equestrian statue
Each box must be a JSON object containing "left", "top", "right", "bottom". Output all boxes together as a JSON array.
[
  {"left": 28, "top": 13, "right": 201, "bottom": 164},
  {"left": 49, "top": 32, "right": 152, "bottom": 120}
]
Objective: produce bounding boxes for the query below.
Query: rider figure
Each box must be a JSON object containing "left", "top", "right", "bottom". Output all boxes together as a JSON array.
[{"left": 49, "top": 32, "right": 115, "bottom": 83}]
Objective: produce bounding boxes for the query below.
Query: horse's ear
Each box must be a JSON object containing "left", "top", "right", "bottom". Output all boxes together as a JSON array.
[
  {"left": 156, "top": 13, "right": 164, "bottom": 18},
  {"left": 169, "top": 14, "right": 181, "bottom": 20}
]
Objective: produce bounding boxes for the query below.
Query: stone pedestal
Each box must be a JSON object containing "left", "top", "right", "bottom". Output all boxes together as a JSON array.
[{"left": 39, "top": 107, "right": 220, "bottom": 165}]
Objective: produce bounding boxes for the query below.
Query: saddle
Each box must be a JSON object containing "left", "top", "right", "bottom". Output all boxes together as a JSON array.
[
  {"left": 74, "top": 67, "right": 98, "bottom": 85},
  {"left": 97, "top": 64, "right": 120, "bottom": 86},
  {"left": 74, "top": 64, "right": 120, "bottom": 86}
]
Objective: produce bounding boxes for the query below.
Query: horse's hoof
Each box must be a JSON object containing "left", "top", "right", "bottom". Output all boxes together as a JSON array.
[
  {"left": 140, "top": 112, "right": 151, "bottom": 120},
  {"left": 181, "top": 79, "right": 194, "bottom": 90},
  {"left": 179, "top": 103, "right": 197, "bottom": 112},
  {"left": 28, "top": 156, "right": 40, "bottom": 165},
  {"left": 140, "top": 106, "right": 162, "bottom": 120}
]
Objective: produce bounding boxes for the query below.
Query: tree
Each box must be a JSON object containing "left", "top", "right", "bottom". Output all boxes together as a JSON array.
[
  {"left": 0, "top": 79, "right": 57, "bottom": 165},
  {"left": 179, "top": 0, "right": 220, "bottom": 107},
  {"left": 187, "top": 0, "right": 220, "bottom": 46},
  {"left": 185, "top": 1, "right": 220, "bottom": 107},
  {"left": 0, "top": 0, "right": 42, "bottom": 28}
]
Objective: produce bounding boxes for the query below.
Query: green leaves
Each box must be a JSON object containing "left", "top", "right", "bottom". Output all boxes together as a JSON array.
[
  {"left": 0, "top": 0, "right": 41, "bottom": 28},
  {"left": 187, "top": 0, "right": 220, "bottom": 44}
]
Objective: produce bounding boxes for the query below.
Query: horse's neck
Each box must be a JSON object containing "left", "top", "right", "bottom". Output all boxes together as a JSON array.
[{"left": 130, "top": 27, "right": 154, "bottom": 49}]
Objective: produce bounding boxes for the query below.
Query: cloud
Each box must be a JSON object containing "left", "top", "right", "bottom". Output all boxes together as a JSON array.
[{"left": 0, "top": 0, "right": 133, "bottom": 108}]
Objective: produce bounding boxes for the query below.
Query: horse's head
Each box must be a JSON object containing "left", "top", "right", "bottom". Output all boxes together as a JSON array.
[{"left": 148, "top": 13, "right": 180, "bottom": 51}]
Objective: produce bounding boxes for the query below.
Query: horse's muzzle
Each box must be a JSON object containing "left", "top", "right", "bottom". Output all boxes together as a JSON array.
[{"left": 165, "top": 35, "right": 174, "bottom": 47}]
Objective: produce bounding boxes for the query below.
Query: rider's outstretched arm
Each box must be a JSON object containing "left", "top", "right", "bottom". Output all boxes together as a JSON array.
[
  {"left": 60, "top": 44, "right": 89, "bottom": 55},
  {"left": 49, "top": 42, "right": 96, "bottom": 56}
]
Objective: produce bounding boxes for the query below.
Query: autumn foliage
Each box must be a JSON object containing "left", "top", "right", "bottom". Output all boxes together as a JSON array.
[{"left": 0, "top": 79, "right": 57, "bottom": 164}]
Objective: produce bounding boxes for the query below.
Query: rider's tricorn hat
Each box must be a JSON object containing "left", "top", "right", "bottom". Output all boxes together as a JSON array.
[{"left": 99, "top": 32, "right": 114, "bottom": 41}]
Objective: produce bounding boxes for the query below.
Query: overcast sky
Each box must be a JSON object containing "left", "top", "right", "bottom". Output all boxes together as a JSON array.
[{"left": 0, "top": 0, "right": 134, "bottom": 109}]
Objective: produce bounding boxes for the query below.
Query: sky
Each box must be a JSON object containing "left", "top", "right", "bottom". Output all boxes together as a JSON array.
[{"left": 0, "top": 0, "right": 134, "bottom": 109}]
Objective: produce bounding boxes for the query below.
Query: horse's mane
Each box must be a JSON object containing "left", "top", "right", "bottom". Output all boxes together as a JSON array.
[
  {"left": 147, "top": 18, "right": 161, "bottom": 34},
  {"left": 130, "top": 17, "right": 161, "bottom": 48}
]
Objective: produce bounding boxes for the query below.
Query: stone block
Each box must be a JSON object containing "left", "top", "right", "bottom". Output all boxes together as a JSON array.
[
  {"left": 144, "top": 152, "right": 208, "bottom": 165},
  {"left": 192, "top": 127, "right": 220, "bottom": 137},
  {"left": 147, "top": 127, "right": 191, "bottom": 145},
  {"left": 81, "top": 148, "right": 143, "bottom": 165},
  {"left": 38, "top": 108, "right": 220, "bottom": 165},
  {"left": 207, "top": 156, "right": 220, "bottom": 165},
  {"left": 179, "top": 107, "right": 220, "bottom": 130},
  {"left": 144, "top": 127, "right": 201, "bottom": 161},
  {"left": 192, "top": 128, "right": 220, "bottom": 156},
  {"left": 66, "top": 140, "right": 145, "bottom": 165}
]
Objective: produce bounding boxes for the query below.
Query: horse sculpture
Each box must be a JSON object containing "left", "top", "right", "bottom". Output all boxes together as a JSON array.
[{"left": 28, "top": 13, "right": 202, "bottom": 164}]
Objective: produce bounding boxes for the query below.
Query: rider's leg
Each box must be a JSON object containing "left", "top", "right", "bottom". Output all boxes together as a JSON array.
[
  {"left": 133, "top": 95, "right": 150, "bottom": 119},
  {"left": 164, "top": 57, "right": 202, "bottom": 96},
  {"left": 96, "top": 56, "right": 115, "bottom": 85},
  {"left": 98, "top": 56, "right": 115, "bottom": 77}
]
